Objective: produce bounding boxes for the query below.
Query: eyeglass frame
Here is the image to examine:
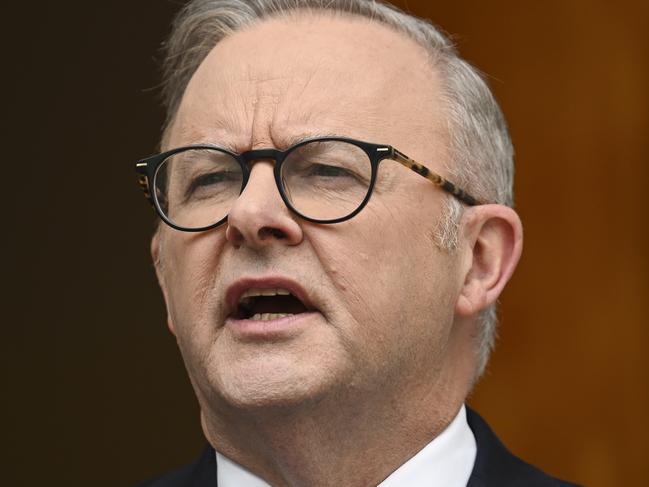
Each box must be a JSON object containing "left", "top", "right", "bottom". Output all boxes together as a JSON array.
[{"left": 135, "top": 136, "right": 481, "bottom": 232}]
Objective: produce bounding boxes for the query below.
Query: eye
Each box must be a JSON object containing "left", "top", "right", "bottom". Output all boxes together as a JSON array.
[
  {"left": 193, "top": 170, "right": 239, "bottom": 187},
  {"left": 186, "top": 170, "right": 241, "bottom": 200},
  {"left": 305, "top": 163, "right": 356, "bottom": 179},
  {"left": 281, "top": 141, "right": 372, "bottom": 193}
]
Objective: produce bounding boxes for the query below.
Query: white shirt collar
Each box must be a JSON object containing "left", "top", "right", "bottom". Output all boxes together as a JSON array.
[
  {"left": 216, "top": 405, "right": 476, "bottom": 487},
  {"left": 216, "top": 453, "right": 269, "bottom": 487}
]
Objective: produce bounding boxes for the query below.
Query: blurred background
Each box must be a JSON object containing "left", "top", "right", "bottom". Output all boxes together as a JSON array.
[{"left": 3, "top": 0, "right": 647, "bottom": 485}]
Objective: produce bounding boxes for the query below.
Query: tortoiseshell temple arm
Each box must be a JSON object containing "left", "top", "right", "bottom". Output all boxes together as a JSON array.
[
  {"left": 135, "top": 161, "right": 154, "bottom": 205},
  {"left": 391, "top": 149, "right": 480, "bottom": 206}
]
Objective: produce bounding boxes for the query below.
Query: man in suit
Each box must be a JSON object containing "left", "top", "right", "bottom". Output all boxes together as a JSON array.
[{"left": 135, "top": 1, "right": 580, "bottom": 485}]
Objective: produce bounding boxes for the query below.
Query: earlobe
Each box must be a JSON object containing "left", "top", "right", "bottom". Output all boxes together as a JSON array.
[
  {"left": 455, "top": 205, "right": 523, "bottom": 317},
  {"left": 166, "top": 314, "right": 177, "bottom": 336},
  {"left": 151, "top": 231, "right": 177, "bottom": 336}
]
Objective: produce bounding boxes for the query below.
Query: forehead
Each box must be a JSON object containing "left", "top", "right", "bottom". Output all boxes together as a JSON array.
[{"left": 169, "top": 12, "right": 445, "bottom": 153}]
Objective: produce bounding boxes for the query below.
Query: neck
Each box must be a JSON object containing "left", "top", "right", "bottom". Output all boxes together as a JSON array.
[{"left": 200, "top": 355, "right": 473, "bottom": 487}]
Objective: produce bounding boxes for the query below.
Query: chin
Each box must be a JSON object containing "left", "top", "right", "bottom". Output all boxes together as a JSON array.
[
  {"left": 217, "top": 381, "right": 322, "bottom": 410},
  {"left": 204, "top": 348, "right": 348, "bottom": 411}
]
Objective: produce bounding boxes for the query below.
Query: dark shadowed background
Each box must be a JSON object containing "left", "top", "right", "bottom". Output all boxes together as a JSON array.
[{"left": 4, "top": 1, "right": 647, "bottom": 486}]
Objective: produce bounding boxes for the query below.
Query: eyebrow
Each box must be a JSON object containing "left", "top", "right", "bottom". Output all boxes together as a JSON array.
[
  {"left": 175, "top": 131, "right": 345, "bottom": 153},
  {"left": 277, "top": 131, "right": 342, "bottom": 149}
]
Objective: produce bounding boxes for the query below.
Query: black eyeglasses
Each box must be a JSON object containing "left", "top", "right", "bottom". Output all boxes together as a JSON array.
[{"left": 135, "top": 136, "right": 480, "bottom": 232}]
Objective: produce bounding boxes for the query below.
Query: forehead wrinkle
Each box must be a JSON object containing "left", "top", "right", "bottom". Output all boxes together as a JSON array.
[
  {"left": 231, "top": 17, "right": 435, "bottom": 142},
  {"left": 171, "top": 77, "right": 254, "bottom": 150},
  {"left": 267, "top": 65, "right": 401, "bottom": 146},
  {"left": 245, "top": 57, "right": 349, "bottom": 149},
  {"left": 174, "top": 13, "right": 447, "bottom": 163}
]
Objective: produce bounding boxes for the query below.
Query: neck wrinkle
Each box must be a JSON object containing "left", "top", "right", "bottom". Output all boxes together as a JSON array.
[{"left": 199, "top": 371, "right": 469, "bottom": 487}]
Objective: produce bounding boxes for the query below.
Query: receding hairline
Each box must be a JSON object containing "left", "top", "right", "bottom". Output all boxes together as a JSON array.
[{"left": 214, "top": 8, "right": 439, "bottom": 65}]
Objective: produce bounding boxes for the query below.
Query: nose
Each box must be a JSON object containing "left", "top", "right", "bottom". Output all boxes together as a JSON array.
[{"left": 225, "top": 161, "right": 303, "bottom": 249}]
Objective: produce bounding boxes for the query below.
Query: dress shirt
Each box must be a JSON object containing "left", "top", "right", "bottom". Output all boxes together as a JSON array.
[{"left": 216, "top": 404, "right": 477, "bottom": 487}]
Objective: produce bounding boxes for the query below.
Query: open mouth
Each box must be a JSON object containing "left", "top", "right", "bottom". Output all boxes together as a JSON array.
[{"left": 234, "top": 288, "right": 310, "bottom": 321}]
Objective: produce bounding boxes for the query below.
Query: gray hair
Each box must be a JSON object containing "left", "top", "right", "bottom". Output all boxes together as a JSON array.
[{"left": 158, "top": 0, "right": 514, "bottom": 379}]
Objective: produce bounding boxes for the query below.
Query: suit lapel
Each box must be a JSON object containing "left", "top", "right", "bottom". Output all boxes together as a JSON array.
[
  {"left": 465, "top": 408, "right": 578, "bottom": 487},
  {"left": 188, "top": 445, "right": 217, "bottom": 486},
  {"left": 466, "top": 408, "right": 521, "bottom": 486}
]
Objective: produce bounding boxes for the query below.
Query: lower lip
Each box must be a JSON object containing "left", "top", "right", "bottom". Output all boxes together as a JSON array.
[{"left": 225, "top": 311, "right": 320, "bottom": 340}]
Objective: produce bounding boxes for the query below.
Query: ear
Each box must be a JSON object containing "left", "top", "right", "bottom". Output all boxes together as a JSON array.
[
  {"left": 455, "top": 204, "right": 523, "bottom": 317},
  {"left": 151, "top": 230, "right": 177, "bottom": 336}
]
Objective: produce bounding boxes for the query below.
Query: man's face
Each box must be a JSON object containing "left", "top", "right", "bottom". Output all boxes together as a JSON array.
[{"left": 155, "top": 14, "right": 467, "bottom": 412}]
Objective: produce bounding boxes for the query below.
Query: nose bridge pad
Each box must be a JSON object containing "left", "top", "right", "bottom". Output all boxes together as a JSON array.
[{"left": 238, "top": 148, "right": 286, "bottom": 202}]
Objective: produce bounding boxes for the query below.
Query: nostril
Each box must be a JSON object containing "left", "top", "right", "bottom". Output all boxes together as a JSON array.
[
  {"left": 225, "top": 224, "right": 245, "bottom": 247},
  {"left": 258, "top": 227, "right": 287, "bottom": 240}
]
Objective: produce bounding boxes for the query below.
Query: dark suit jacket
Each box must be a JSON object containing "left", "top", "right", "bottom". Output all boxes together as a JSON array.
[{"left": 137, "top": 409, "right": 582, "bottom": 486}]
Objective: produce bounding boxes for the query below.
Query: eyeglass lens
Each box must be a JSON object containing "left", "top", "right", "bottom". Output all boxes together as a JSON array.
[{"left": 153, "top": 140, "right": 373, "bottom": 230}]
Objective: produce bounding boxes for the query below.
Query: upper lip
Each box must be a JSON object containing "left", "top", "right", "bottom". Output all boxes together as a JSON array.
[{"left": 225, "top": 276, "right": 316, "bottom": 318}]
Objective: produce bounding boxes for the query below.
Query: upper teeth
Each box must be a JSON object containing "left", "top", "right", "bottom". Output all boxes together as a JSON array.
[{"left": 239, "top": 288, "right": 292, "bottom": 301}]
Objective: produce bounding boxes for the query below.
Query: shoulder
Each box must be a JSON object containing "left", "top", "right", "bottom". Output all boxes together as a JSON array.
[
  {"left": 135, "top": 445, "right": 216, "bottom": 487},
  {"left": 466, "top": 408, "right": 582, "bottom": 487}
]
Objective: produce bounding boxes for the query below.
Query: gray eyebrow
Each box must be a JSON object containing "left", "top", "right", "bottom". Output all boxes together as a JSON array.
[
  {"left": 277, "top": 131, "right": 343, "bottom": 149},
  {"left": 172, "top": 132, "right": 343, "bottom": 153}
]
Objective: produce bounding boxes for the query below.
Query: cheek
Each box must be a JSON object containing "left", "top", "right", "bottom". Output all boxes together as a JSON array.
[
  {"left": 310, "top": 195, "right": 447, "bottom": 335},
  {"left": 161, "top": 231, "right": 227, "bottom": 335},
  {"left": 331, "top": 182, "right": 458, "bottom": 334}
]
